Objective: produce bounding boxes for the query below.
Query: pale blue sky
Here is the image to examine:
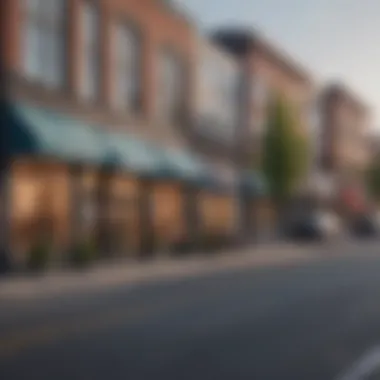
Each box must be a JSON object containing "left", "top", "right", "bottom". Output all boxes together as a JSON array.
[{"left": 178, "top": 0, "right": 380, "bottom": 125}]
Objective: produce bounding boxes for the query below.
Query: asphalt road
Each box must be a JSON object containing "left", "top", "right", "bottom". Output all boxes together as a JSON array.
[{"left": 2, "top": 243, "right": 380, "bottom": 379}]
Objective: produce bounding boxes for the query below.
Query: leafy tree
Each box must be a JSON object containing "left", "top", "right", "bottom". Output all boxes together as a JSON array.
[
  {"left": 261, "top": 94, "right": 309, "bottom": 206},
  {"left": 366, "top": 156, "right": 380, "bottom": 202}
]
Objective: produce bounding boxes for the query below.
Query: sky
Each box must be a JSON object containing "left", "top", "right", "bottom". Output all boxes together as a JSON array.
[{"left": 177, "top": 0, "right": 380, "bottom": 126}]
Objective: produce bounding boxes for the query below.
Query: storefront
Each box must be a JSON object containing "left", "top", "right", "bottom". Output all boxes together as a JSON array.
[{"left": 1, "top": 101, "right": 215, "bottom": 267}]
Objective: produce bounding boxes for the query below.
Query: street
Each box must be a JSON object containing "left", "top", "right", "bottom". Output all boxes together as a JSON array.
[{"left": 2, "top": 242, "right": 380, "bottom": 379}]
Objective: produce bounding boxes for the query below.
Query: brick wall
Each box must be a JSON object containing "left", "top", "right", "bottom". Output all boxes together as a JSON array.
[
  {"left": 213, "top": 29, "right": 315, "bottom": 168},
  {"left": 249, "top": 49, "right": 313, "bottom": 135},
  {"left": 320, "top": 85, "right": 371, "bottom": 175},
  {"left": 2, "top": 0, "right": 197, "bottom": 149}
]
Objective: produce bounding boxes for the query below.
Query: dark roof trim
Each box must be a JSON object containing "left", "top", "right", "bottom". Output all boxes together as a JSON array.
[
  {"left": 212, "top": 27, "right": 313, "bottom": 85},
  {"left": 322, "top": 82, "right": 370, "bottom": 115}
]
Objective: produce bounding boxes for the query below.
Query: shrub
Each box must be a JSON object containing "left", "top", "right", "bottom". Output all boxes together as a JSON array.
[
  {"left": 27, "top": 241, "right": 51, "bottom": 272},
  {"left": 69, "top": 240, "right": 97, "bottom": 269}
]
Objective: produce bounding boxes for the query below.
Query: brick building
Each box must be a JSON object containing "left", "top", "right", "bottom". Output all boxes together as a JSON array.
[
  {"left": 2, "top": 0, "right": 196, "bottom": 144},
  {"left": 317, "top": 83, "right": 372, "bottom": 212},
  {"left": 0, "top": 0, "right": 251, "bottom": 267},
  {"left": 190, "top": 35, "right": 243, "bottom": 235},
  {"left": 212, "top": 28, "right": 315, "bottom": 168},
  {"left": 212, "top": 28, "right": 316, "bottom": 232},
  {"left": 319, "top": 83, "right": 371, "bottom": 177}
]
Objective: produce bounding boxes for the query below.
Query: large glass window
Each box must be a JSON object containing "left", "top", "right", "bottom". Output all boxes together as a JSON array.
[
  {"left": 156, "top": 49, "right": 185, "bottom": 123},
  {"left": 23, "top": 0, "right": 66, "bottom": 88},
  {"left": 112, "top": 23, "right": 141, "bottom": 111},
  {"left": 80, "top": 1, "right": 100, "bottom": 102}
]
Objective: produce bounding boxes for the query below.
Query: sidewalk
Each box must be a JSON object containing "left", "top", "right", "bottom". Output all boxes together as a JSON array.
[{"left": 0, "top": 242, "right": 321, "bottom": 301}]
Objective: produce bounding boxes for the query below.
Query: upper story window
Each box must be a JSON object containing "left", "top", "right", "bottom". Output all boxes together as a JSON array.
[
  {"left": 79, "top": 1, "right": 100, "bottom": 102},
  {"left": 23, "top": 0, "right": 66, "bottom": 88},
  {"left": 112, "top": 22, "right": 142, "bottom": 112},
  {"left": 251, "top": 76, "right": 269, "bottom": 108},
  {"left": 156, "top": 48, "right": 186, "bottom": 124},
  {"left": 221, "top": 69, "right": 240, "bottom": 127},
  {"left": 199, "top": 51, "right": 238, "bottom": 127}
]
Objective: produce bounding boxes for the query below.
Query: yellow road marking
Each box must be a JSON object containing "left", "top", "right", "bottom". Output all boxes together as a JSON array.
[
  {"left": 0, "top": 305, "right": 150, "bottom": 359},
  {"left": 0, "top": 253, "right": 321, "bottom": 360},
  {"left": 0, "top": 284, "right": 227, "bottom": 360}
]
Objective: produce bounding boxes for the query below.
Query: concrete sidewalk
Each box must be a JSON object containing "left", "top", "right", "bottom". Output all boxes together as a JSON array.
[{"left": 0, "top": 242, "right": 322, "bottom": 301}]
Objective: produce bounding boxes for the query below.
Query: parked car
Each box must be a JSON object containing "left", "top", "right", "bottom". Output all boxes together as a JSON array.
[
  {"left": 286, "top": 210, "right": 341, "bottom": 242},
  {"left": 350, "top": 213, "right": 380, "bottom": 238}
]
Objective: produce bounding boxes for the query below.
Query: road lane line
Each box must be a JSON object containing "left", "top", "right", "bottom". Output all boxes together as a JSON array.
[
  {"left": 0, "top": 281, "right": 235, "bottom": 360},
  {"left": 0, "top": 305, "right": 152, "bottom": 359},
  {"left": 335, "top": 346, "right": 380, "bottom": 380}
]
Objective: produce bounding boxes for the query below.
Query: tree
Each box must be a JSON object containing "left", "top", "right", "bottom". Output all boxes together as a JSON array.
[
  {"left": 366, "top": 156, "right": 380, "bottom": 202},
  {"left": 261, "top": 94, "right": 309, "bottom": 207}
]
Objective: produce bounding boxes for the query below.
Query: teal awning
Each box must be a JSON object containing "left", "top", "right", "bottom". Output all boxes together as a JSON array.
[
  {"left": 104, "top": 134, "right": 163, "bottom": 176},
  {"left": 5, "top": 102, "right": 105, "bottom": 165},
  {"left": 3, "top": 101, "right": 210, "bottom": 182},
  {"left": 241, "top": 172, "right": 267, "bottom": 197},
  {"left": 158, "top": 149, "right": 209, "bottom": 182}
]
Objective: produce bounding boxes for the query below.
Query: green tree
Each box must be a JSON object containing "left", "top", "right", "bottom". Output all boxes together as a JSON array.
[
  {"left": 261, "top": 94, "right": 309, "bottom": 207},
  {"left": 366, "top": 156, "right": 380, "bottom": 202}
]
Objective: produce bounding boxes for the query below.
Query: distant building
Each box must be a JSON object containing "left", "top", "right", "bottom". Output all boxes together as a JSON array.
[
  {"left": 319, "top": 83, "right": 371, "bottom": 180},
  {"left": 191, "top": 36, "right": 241, "bottom": 187},
  {"left": 212, "top": 27, "right": 315, "bottom": 167},
  {"left": 317, "top": 83, "right": 372, "bottom": 213}
]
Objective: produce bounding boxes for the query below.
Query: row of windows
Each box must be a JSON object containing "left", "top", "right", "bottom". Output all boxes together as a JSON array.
[
  {"left": 22, "top": 1, "right": 310, "bottom": 132},
  {"left": 22, "top": 0, "right": 185, "bottom": 122}
]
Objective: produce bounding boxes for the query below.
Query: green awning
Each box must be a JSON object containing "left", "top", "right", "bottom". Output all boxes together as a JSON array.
[{"left": 5, "top": 102, "right": 105, "bottom": 165}]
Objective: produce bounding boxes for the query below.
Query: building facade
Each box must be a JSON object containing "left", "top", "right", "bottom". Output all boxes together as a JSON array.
[
  {"left": 1, "top": 1, "right": 369, "bottom": 268},
  {"left": 318, "top": 83, "right": 372, "bottom": 212},
  {"left": 2, "top": 0, "right": 197, "bottom": 145},
  {"left": 212, "top": 28, "right": 315, "bottom": 168},
  {"left": 212, "top": 28, "right": 316, "bottom": 233},
  {"left": 1, "top": 0, "right": 258, "bottom": 267},
  {"left": 319, "top": 83, "right": 371, "bottom": 176}
]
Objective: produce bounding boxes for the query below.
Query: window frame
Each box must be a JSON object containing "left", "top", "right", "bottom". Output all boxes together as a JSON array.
[
  {"left": 79, "top": 0, "right": 102, "bottom": 103},
  {"left": 22, "top": 0, "right": 68, "bottom": 89},
  {"left": 111, "top": 19, "right": 142, "bottom": 113},
  {"left": 156, "top": 46, "right": 187, "bottom": 124}
]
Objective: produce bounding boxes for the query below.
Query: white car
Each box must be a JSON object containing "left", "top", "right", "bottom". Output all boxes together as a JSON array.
[
  {"left": 288, "top": 210, "right": 341, "bottom": 241},
  {"left": 314, "top": 211, "right": 341, "bottom": 239}
]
